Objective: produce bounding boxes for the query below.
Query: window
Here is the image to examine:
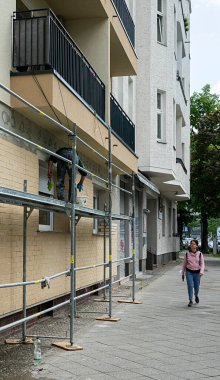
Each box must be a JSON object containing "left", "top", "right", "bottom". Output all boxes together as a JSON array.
[
  {"left": 157, "top": 0, "right": 165, "bottom": 43},
  {"left": 168, "top": 207, "right": 172, "bottom": 237},
  {"left": 157, "top": 91, "right": 166, "bottom": 141},
  {"left": 182, "top": 142, "right": 185, "bottom": 162},
  {"left": 93, "top": 193, "right": 99, "bottom": 234},
  {"left": 39, "top": 161, "right": 54, "bottom": 232},
  {"left": 162, "top": 205, "right": 165, "bottom": 236},
  {"left": 172, "top": 208, "right": 177, "bottom": 234}
]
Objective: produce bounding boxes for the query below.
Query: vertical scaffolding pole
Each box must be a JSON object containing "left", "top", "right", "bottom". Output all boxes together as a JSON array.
[
  {"left": 108, "top": 126, "right": 113, "bottom": 317},
  {"left": 103, "top": 204, "right": 107, "bottom": 300},
  {"left": 132, "top": 173, "right": 136, "bottom": 302},
  {"left": 69, "top": 128, "right": 77, "bottom": 346},
  {"left": 22, "top": 180, "right": 28, "bottom": 341}
]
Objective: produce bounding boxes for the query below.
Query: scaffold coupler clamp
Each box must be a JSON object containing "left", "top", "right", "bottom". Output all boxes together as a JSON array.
[{"left": 41, "top": 276, "right": 50, "bottom": 289}]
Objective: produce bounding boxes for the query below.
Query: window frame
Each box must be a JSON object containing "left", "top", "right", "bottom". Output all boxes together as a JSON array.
[
  {"left": 93, "top": 193, "right": 99, "bottom": 235},
  {"left": 157, "top": 0, "right": 165, "bottom": 44},
  {"left": 157, "top": 90, "right": 166, "bottom": 142},
  {"left": 38, "top": 160, "right": 54, "bottom": 232}
]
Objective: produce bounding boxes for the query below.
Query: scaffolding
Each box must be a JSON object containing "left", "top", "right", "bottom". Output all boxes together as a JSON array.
[{"left": 0, "top": 82, "right": 140, "bottom": 350}]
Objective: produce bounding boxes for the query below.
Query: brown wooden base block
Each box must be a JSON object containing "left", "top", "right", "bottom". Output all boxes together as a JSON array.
[
  {"left": 52, "top": 342, "right": 83, "bottom": 351},
  {"left": 96, "top": 315, "right": 120, "bottom": 322},
  {"left": 93, "top": 298, "right": 109, "bottom": 302},
  {"left": 5, "top": 338, "right": 33, "bottom": 344},
  {"left": 117, "top": 300, "right": 143, "bottom": 304}
]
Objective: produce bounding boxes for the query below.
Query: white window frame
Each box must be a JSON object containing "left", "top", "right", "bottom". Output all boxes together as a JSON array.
[
  {"left": 157, "top": 91, "right": 166, "bottom": 142},
  {"left": 93, "top": 193, "right": 99, "bottom": 235},
  {"left": 38, "top": 160, "right": 54, "bottom": 232},
  {"left": 157, "top": 0, "right": 166, "bottom": 44}
]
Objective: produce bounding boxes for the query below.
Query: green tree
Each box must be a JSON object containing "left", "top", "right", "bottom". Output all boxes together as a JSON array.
[{"left": 190, "top": 85, "right": 220, "bottom": 251}]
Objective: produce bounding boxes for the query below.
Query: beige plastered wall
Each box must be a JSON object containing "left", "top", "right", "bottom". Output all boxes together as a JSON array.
[
  {"left": 0, "top": 0, "right": 16, "bottom": 106},
  {"left": 11, "top": 74, "right": 138, "bottom": 173},
  {"left": 0, "top": 138, "right": 117, "bottom": 316}
]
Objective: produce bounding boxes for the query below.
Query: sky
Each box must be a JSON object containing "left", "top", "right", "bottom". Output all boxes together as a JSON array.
[{"left": 190, "top": 0, "right": 220, "bottom": 95}]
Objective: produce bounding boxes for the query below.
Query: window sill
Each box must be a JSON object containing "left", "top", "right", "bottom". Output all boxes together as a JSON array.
[
  {"left": 157, "top": 140, "right": 167, "bottom": 144},
  {"left": 37, "top": 229, "right": 54, "bottom": 233},
  {"left": 157, "top": 41, "right": 167, "bottom": 47}
]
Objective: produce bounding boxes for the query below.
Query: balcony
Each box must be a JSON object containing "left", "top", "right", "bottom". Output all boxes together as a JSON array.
[
  {"left": 110, "top": 94, "right": 135, "bottom": 151},
  {"left": 111, "top": 0, "right": 135, "bottom": 48},
  {"left": 13, "top": 9, "right": 105, "bottom": 120}
]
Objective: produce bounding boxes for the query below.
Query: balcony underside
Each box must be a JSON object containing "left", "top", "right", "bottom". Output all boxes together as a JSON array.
[
  {"left": 141, "top": 168, "right": 189, "bottom": 201},
  {"left": 10, "top": 73, "right": 138, "bottom": 174}
]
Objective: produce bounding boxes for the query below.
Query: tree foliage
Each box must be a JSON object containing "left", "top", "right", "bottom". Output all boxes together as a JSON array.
[
  {"left": 190, "top": 85, "right": 220, "bottom": 217},
  {"left": 178, "top": 85, "right": 220, "bottom": 251}
]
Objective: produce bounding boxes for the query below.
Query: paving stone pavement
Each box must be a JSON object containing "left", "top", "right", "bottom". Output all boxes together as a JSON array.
[{"left": 1, "top": 257, "right": 220, "bottom": 380}]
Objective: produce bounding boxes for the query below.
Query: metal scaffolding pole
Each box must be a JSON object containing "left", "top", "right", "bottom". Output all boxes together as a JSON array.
[
  {"left": 103, "top": 210, "right": 107, "bottom": 301},
  {"left": 70, "top": 128, "right": 77, "bottom": 346},
  {"left": 22, "top": 180, "right": 28, "bottom": 342},
  {"left": 108, "top": 125, "right": 113, "bottom": 318}
]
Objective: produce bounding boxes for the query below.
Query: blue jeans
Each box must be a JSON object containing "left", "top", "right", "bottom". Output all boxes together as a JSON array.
[{"left": 186, "top": 270, "right": 200, "bottom": 302}]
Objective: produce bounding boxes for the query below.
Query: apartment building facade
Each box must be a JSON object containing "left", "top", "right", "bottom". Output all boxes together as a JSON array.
[
  {"left": 136, "top": 0, "right": 190, "bottom": 265},
  {"left": 0, "top": 0, "right": 138, "bottom": 321},
  {"left": 113, "top": 0, "right": 191, "bottom": 268}
]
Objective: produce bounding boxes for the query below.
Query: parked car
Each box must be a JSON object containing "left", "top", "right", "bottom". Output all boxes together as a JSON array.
[
  {"left": 208, "top": 239, "right": 213, "bottom": 249},
  {"left": 182, "top": 237, "right": 191, "bottom": 249}
]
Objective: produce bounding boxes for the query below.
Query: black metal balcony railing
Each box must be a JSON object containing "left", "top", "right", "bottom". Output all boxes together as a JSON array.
[
  {"left": 176, "top": 158, "right": 187, "bottom": 174},
  {"left": 110, "top": 94, "right": 135, "bottom": 151},
  {"left": 13, "top": 9, "right": 105, "bottom": 120},
  {"left": 111, "top": 0, "right": 135, "bottom": 47}
]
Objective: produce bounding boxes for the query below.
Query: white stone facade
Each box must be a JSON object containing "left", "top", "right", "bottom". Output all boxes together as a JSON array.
[{"left": 112, "top": 0, "right": 191, "bottom": 265}]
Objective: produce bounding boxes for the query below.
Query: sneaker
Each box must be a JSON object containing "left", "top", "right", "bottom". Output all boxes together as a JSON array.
[
  {"left": 188, "top": 301, "right": 193, "bottom": 307},
  {"left": 195, "top": 296, "right": 199, "bottom": 304}
]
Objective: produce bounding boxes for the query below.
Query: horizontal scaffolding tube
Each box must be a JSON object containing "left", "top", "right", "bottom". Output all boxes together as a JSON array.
[
  {"left": 26, "top": 334, "right": 70, "bottom": 340},
  {"left": 0, "top": 125, "right": 71, "bottom": 164},
  {"left": 74, "top": 262, "right": 108, "bottom": 272},
  {"left": 112, "top": 274, "right": 132, "bottom": 285},
  {"left": 0, "top": 125, "right": 108, "bottom": 187},
  {"left": 74, "top": 284, "right": 108, "bottom": 301},
  {"left": 112, "top": 256, "right": 132, "bottom": 264},
  {"left": 112, "top": 183, "right": 132, "bottom": 195},
  {"left": 77, "top": 136, "right": 108, "bottom": 163},
  {"left": 0, "top": 82, "right": 72, "bottom": 136},
  {"left": 0, "top": 270, "right": 70, "bottom": 289},
  {"left": 75, "top": 163, "right": 108, "bottom": 185},
  {"left": 0, "top": 300, "right": 70, "bottom": 333}
]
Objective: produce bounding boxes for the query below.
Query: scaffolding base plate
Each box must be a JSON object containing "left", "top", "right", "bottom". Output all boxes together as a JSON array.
[
  {"left": 5, "top": 338, "right": 33, "bottom": 345},
  {"left": 52, "top": 342, "right": 83, "bottom": 351},
  {"left": 96, "top": 315, "right": 120, "bottom": 322},
  {"left": 117, "top": 300, "right": 142, "bottom": 304},
  {"left": 93, "top": 298, "right": 109, "bottom": 303}
]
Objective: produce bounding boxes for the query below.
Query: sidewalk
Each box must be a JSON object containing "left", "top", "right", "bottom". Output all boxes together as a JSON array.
[{"left": 2, "top": 258, "right": 220, "bottom": 380}]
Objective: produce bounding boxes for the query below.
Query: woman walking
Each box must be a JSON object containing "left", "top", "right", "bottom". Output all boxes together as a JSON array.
[{"left": 182, "top": 239, "right": 205, "bottom": 307}]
